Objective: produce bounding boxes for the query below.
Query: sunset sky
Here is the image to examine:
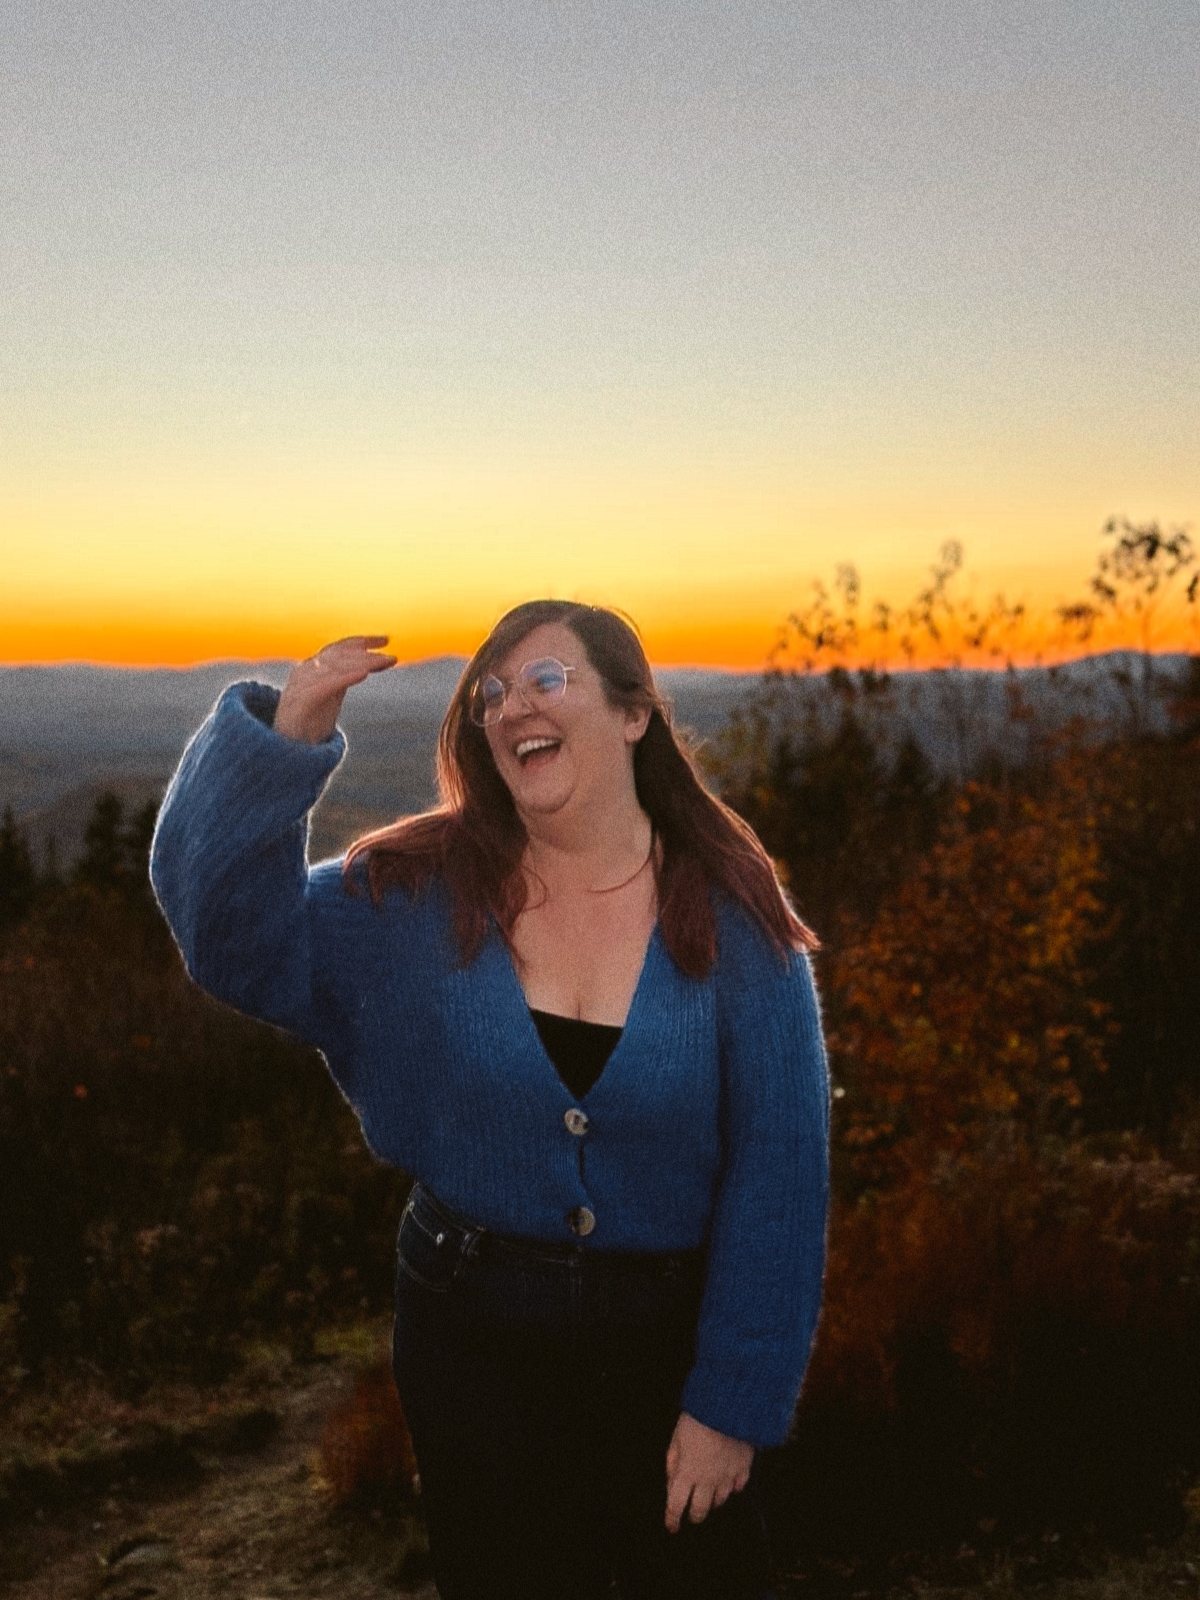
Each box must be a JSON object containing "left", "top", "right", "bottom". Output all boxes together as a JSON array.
[{"left": 4, "top": 0, "right": 1198, "bottom": 668}]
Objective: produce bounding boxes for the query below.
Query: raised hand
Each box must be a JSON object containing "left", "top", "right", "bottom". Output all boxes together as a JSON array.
[
  {"left": 664, "top": 1412, "right": 755, "bottom": 1534},
  {"left": 274, "top": 635, "right": 397, "bottom": 745}
]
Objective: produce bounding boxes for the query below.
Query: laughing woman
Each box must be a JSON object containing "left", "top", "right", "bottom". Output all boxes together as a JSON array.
[{"left": 150, "top": 600, "right": 829, "bottom": 1600}]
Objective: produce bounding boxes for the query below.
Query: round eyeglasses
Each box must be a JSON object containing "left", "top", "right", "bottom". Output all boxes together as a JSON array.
[{"left": 469, "top": 657, "right": 576, "bottom": 727}]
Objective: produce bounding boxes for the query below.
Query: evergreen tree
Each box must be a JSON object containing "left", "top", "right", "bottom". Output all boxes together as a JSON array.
[
  {"left": 0, "top": 806, "right": 37, "bottom": 930},
  {"left": 40, "top": 832, "right": 62, "bottom": 891},
  {"left": 75, "top": 790, "right": 127, "bottom": 891},
  {"left": 121, "top": 798, "right": 160, "bottom": 906},
  {"left": 73, "top": 790, "right": 161, "bottom": 904}
]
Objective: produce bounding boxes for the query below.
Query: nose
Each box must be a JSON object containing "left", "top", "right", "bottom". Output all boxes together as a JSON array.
[{"left": 504, "top": 681, "right": 536, "bottom": 720}]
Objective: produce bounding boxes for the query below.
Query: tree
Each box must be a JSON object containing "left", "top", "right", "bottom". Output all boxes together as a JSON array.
[
  {"left": 829, "top": 762, "right": 1109, "bottom": 1191},
  {"left": 74, "top": 792, "right": 160, "bottom": 904},
  {"left": 711, "top": 689, "right": 945, "bottom": 937},
  {"left": 0, "top": 807, "right": 37, "bottom": 932},
  {"left": 770, "top": 541, "right": 1026, "bottom": 677},
  {"left": 1082, "top": 736, "right": 1200, "bottom": 1136},
  {"left": 75, "top": 791, "right": 128, "bottom": 892},
  {"left": 706, "top": 542, "right": 1030, "bottom": 934},
  {"left": 1057, "top": 516, "right": 1198, "bottom": 730}
]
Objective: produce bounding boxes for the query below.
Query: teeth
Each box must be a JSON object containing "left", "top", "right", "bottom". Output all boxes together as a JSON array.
[{"left": 516, "top": 737, "right": 560, "bottom": 759}]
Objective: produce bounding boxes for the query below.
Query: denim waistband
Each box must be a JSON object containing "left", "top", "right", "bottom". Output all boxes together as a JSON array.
[{"left": 405, "top": 1180, "right": 704, "bottom": 1276}]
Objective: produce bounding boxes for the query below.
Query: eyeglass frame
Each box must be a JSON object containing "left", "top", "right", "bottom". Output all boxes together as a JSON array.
[{"left": 468, "top": 656, "right": 578, "bottom": 727}]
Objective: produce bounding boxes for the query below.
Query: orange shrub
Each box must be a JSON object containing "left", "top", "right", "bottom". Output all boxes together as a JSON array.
[
  {"left": 828, "top": 759, "right": 1110, "bottom": 1188},
  {"left": 769, "top": 753, "right": 1200, "bottom": 1548},
  {"left": 319, "top": 1356, "right": 419, "bottom": 1505},
  {"left": 808, "top": 1144, "right": 1200, "bottom": 1416}
]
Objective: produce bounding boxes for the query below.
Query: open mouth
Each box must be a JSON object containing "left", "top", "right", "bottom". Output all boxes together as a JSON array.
[{"left": 515, "top": 736, "right": 562, "bottom": 766}]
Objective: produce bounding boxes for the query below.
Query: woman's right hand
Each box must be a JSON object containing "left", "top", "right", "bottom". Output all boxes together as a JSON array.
[{"left": 274, "top": 635, "right": 397, "bottom": 745}]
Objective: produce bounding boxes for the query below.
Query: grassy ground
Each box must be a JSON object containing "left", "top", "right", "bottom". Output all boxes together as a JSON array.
[
  {"left": 778, "top": 1537, "right": 1200, "bottom": 1600},
  {"left": 1, "top": 1324, "right": 1196, "bottom": 1600},
  {"left": 0, "top": 1324, "right": 433, "bottom": 1600},
  {"left": 918, "top": 1538, "right": 1200, "bottom": 1600}
]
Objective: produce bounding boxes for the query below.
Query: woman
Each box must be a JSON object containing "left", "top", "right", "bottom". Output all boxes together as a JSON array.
[{"left": 150, "top": 600, "right": 829, "bottom": 1600}]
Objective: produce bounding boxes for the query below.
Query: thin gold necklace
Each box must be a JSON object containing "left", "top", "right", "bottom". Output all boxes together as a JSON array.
[
  {"left": 526, "top": 831, "right": 656, "bottom": 898},
  {"left": 586, "top": 843, "right": 656, "bottom": 896}
]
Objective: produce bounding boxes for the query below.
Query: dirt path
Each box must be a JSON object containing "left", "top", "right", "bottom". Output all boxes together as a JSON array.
[{"left": 0, "top": 1356, "right": 436, "bottom": 1600}]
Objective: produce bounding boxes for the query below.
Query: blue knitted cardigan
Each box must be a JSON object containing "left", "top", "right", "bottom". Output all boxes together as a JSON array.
[{"left": 149, "top": 681, "right": 830, "bottom": 1448}]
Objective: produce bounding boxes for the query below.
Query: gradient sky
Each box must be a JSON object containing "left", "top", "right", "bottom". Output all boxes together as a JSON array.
[{"left": 4, "top": 0, "right": 1198, "bottom": 667}]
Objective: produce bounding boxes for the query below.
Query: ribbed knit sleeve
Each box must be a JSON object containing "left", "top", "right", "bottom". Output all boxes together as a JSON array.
[
  {"left": 679, "top": 905, "right": 830, "bottom": 1449},
  {"left": 149, "top": 680, "right": 356, "bottom": 1064}
]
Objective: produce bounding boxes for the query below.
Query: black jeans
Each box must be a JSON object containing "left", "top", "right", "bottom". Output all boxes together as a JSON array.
[{"left": 391, "top": 1182, "right": 774, "bottom": 1600}]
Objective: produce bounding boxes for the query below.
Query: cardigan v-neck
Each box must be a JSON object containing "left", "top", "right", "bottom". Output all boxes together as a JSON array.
[{"left": 528, "top": 1008, "right": 623, "bottom": 1100}]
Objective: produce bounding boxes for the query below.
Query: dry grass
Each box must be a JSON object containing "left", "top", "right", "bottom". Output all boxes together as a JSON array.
[
  {"left": 0, "top": 1326, "right": 433, "bottom": 1598},
  {"left": 922, "top": 1534, "right": 1200, "bottom": 1600}
]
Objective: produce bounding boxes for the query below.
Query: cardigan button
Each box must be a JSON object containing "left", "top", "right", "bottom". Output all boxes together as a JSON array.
[
  {"left": 564, "top": 1109, "right": 589, "bottom": 1136},
  {"left": 567, "top": 1206, "right": 596, "bottom": 1237}
]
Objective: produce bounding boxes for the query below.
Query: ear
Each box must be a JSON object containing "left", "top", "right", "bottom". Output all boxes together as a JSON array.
[{"left": 624, "top": 705, "right": 652, "bottom": 744}]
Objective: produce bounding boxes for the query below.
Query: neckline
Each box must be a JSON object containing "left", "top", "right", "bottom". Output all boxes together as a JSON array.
[
  {"left": 529, "top": 1007, "right": 623, "bottom": 1036},
  {"left": 500, "top": 919, "right": 660, "bottom": 1101}
]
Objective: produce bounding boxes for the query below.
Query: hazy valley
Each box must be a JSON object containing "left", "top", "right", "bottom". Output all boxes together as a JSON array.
[{"left": 0, "top": 650, "right": 1184, "bottom": 869}]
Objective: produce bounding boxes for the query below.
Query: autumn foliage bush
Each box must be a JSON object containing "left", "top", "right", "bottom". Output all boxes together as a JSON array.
[
  {"left": 783, "top": 1144, "right": 1200, "bottom": 1548},
  {"left": 318, "top": 1356, "right": 420, "bottom": 1506},
  {"left": 758, "top": 744, "right": 1200, "bottom": 1557},
  {"left": 830, "top": 764, "right": 1109, "bottom": 1184},
  {"left": 0, "top": 877, "right": 408, "bottom": 1393}
]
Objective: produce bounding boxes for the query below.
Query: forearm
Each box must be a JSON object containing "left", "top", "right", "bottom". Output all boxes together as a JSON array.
[
  {"left": 150, "top": 681, "right": 346, "bottom": 1033},
  {"left": 684, "top": 935, "right": 831, "bottom": 1448}
]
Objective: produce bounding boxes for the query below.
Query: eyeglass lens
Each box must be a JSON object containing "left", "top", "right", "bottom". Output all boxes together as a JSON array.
[{"left": 475, "top": 658, "right": 569, "bottom": 724}]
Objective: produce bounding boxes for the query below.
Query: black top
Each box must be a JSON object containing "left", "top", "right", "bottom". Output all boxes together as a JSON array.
[{"left": 529, "top": 1008, "right": 623, "bottom": 1101}]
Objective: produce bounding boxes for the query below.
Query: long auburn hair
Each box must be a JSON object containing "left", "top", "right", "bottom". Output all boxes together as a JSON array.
[{"left": 341, "top": 600, "right": 817, "bottom": 979}]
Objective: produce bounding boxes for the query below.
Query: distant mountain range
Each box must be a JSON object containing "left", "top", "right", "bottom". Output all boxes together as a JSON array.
[
  {"left": 0, "top": 657, "right": 752, "bottom": 868},
  {"left": 1, "top": 651, "right": 1188, "bottom": 870}
]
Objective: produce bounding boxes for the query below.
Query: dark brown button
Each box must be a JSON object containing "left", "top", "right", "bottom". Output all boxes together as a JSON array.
[
  {"left": 567, "top": 1206, "right": 596, "bottom": 1237},
  {"left": 564, "top": 1108, "right": 589, "bottom": 1136}
]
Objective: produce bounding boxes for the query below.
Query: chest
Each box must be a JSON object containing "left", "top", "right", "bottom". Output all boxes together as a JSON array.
[
  {"left": 424, "top": 917, "right": 722, "bottom": 1126},
  {"left": 508, "top": 880, "right": 657, "bottom": 1026}
]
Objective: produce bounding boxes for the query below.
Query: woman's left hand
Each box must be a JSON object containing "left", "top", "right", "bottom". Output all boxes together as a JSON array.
[{"left": 664, "top": 1412, "right": 755, "bottom": 1533}]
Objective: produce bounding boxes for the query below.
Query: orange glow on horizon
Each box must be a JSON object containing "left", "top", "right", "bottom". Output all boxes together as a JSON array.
[
  {"left": 3, "top": 605, "right": 1195, "bottom": 674},
  {"left": 6, "top": 490, "right": 1197, "bottom": 672},
  {"left": 6, "top": 451, "right": 1195, "bottom": 674}
]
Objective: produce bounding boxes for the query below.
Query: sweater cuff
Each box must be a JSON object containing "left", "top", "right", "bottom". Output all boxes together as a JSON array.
[
  {"left": 218, "top": 680, "right": 347, "bottom": 781},
  {"left": 680, "top": 1357, "right": 801, "bottom": 1451}
]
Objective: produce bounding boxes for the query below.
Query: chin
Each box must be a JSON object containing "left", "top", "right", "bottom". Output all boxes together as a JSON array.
[
  {"left": 516, "top": 786, "right": 572, "bottom": 819},
  {"left": 509, "top": 770, "right": 574, "bottom": 815}
]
